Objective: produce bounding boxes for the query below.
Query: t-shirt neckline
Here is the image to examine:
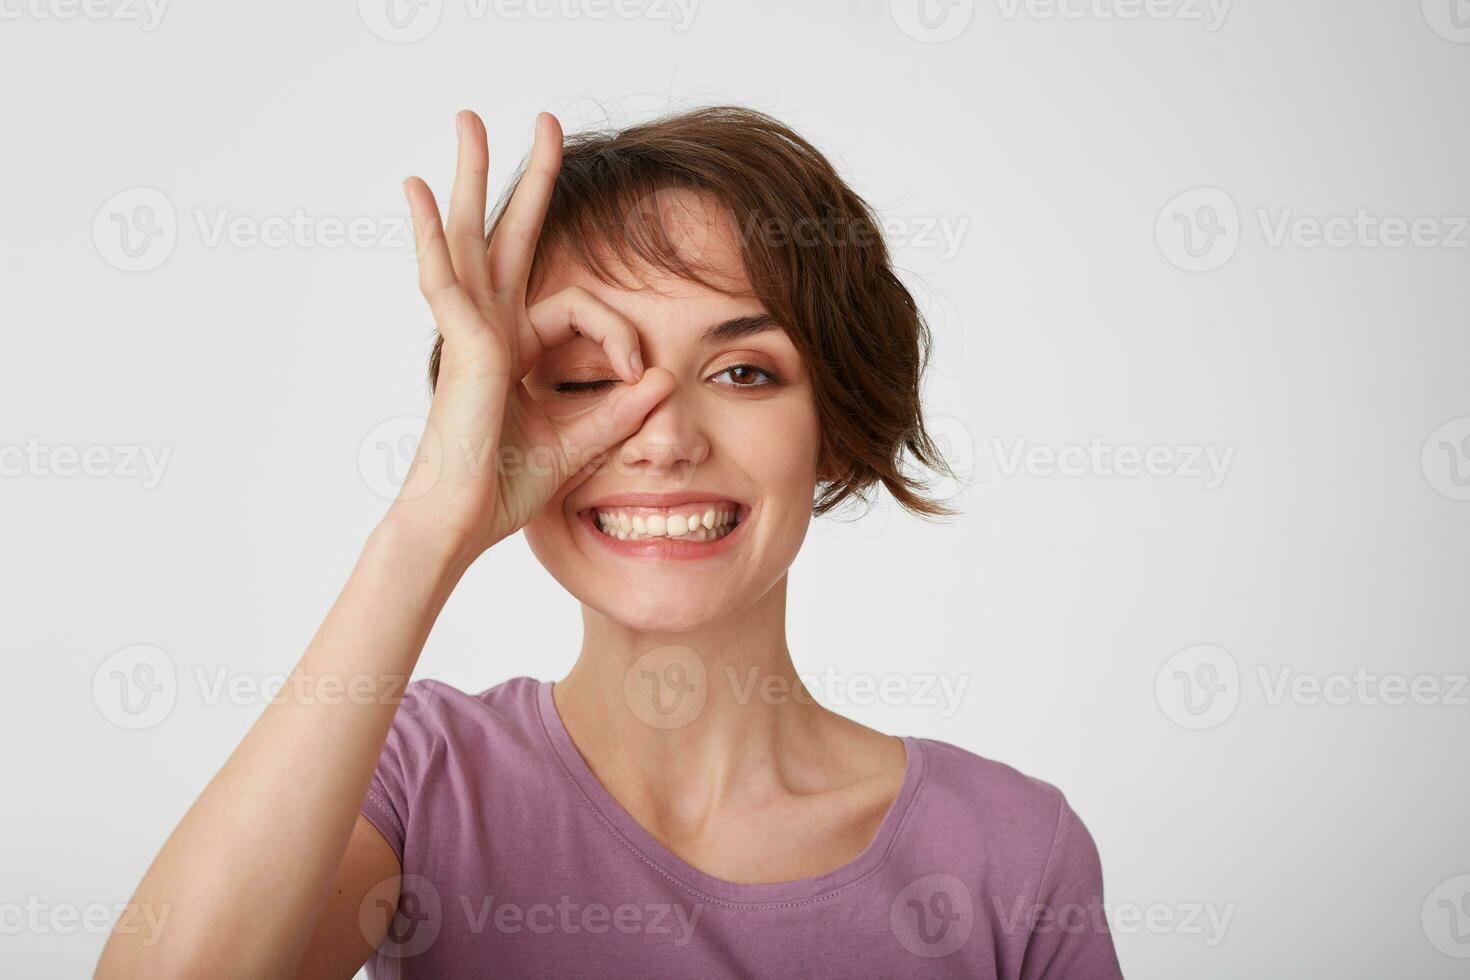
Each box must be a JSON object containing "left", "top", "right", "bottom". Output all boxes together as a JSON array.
[{"left": 534, "top": 677, "right": 927, "bottom": 908}]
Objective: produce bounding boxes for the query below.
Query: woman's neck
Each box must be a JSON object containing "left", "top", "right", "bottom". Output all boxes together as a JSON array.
[
  {"left": 552, "top": 575, "right": 909, "bottom": 882},
  {"left": 555, "top": 575, "right": 844, "bottom": 833}
]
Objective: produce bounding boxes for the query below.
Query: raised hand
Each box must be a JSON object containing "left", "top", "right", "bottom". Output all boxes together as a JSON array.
[{"left": 389, "top": 110, "right": 674, "bottom": 562}]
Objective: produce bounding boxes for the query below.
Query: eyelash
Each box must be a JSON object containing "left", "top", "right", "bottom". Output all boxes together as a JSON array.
[{"left": 553, "top": 364, "right": 781, "bottom": 395}]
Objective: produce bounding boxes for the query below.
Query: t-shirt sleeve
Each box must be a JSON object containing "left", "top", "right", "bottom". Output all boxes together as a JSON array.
[
  {"left": 358, "top": 680, "right": 440, "bottom": 864},
  {"left": 1017, "top": 794, "right": 1125, "bottom": 980}
]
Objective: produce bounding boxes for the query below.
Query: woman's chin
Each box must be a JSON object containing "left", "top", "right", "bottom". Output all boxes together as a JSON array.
[{"left": 586, "top": 595, "right": 725, "bottom": 635}]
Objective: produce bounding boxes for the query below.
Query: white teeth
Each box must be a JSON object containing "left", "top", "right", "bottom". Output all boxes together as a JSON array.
[{"left": 592, "top": 505, "right": 740, "bottom": 543}]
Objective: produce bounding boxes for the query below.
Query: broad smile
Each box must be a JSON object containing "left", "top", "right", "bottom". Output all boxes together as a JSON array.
[{"left": 574, "top": 496, "right": 752, "bottom": 561}]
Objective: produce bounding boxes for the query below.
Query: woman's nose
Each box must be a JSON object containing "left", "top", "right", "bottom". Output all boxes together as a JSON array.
[{"left": 615, "top": 385, "right": 711, "bottom": 477}]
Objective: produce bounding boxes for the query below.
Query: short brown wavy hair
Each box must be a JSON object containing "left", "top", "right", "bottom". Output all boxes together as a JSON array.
[{"left": 429, "top": 105, "right": 958, "bottom": 521}]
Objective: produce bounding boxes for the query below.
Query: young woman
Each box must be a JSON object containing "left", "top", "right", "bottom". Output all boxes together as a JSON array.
[{"left": 97, "top": 106, "right": 1125, "bottom": 979}]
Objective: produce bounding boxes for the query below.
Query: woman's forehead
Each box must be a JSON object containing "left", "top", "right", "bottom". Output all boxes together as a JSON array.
[
  {"left": 532, "top": 253, "right": 767, "bottom": 333},
  {"left": 530, "top": 185, "right": 751, "bottom": 293}
]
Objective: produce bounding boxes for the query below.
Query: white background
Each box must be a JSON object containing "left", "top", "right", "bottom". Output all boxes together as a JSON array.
[{"left": 2, "top": 1, "right": 1468, "bottom": 977}]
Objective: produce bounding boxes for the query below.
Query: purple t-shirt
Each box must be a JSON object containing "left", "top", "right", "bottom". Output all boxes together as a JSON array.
[{"left": 358, "top": 677, "right": 1124, "bottom": 978}]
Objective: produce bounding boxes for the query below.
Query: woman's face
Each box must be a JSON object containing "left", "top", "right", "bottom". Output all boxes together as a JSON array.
[{"left": 520, "top": 196, "right": 822, "bottom": 631}]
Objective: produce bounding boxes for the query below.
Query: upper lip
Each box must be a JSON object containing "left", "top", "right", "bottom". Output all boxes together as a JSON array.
[{"left": 578, "top": 491, "right": 747, "bottom": 512}]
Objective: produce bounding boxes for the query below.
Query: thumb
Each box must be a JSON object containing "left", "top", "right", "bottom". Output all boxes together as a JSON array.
[{"left": 553, "top": 366, "right": 677, "bottom": 481}]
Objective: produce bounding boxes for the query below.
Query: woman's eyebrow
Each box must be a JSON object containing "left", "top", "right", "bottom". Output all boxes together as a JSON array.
[{"left": 701, "top": 313, "right": 781, "bottom": 344}]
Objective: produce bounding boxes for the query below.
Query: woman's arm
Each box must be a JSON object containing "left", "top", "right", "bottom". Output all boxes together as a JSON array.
[
  {"left": 94, "top": 519, "right": 469, "bottom": 978},
  {"left": 289, "top": 815, "right": 404, "bottom": 979},
  {"left": 96, "top": 109, "right": 671, "bottom": 979}
]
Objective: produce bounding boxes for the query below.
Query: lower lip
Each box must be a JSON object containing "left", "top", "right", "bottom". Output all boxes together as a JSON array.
[{"left": 576, "top": 505, "right": 750, "bottom": 561}]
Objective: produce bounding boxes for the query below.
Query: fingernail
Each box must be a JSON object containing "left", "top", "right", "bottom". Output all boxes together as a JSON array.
[
  {"left": 629, "top": 349, "right": 644, "bottom": 379},
  {"left": 455, "top": 112, "right": 464, "bottom": 138}
]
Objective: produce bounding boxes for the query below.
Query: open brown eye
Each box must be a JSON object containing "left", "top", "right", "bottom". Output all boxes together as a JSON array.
[{"left": 712, "top": 364, "right": 779, "bottom": 388}]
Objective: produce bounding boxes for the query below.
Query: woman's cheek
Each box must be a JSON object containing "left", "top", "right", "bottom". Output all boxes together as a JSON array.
[{"left": 764, "top": 396, "right": 822, "bottom": 486}]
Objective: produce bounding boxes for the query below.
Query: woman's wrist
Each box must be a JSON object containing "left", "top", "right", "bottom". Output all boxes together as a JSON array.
[{"left": 369, "top": 508, "right": 484, "bottom": 591}]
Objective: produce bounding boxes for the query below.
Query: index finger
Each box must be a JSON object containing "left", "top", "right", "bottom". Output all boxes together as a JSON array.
[
  {"left": 522, "top": 286, "right": 644, "bottom": 385},
  {"left": 488, "top": 112, "right": 563, "bottom": 297}
]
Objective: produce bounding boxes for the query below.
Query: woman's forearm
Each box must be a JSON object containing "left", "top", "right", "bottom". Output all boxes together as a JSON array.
[{"left": 96, "top": 517, "right": 473, "bottom": 978}]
